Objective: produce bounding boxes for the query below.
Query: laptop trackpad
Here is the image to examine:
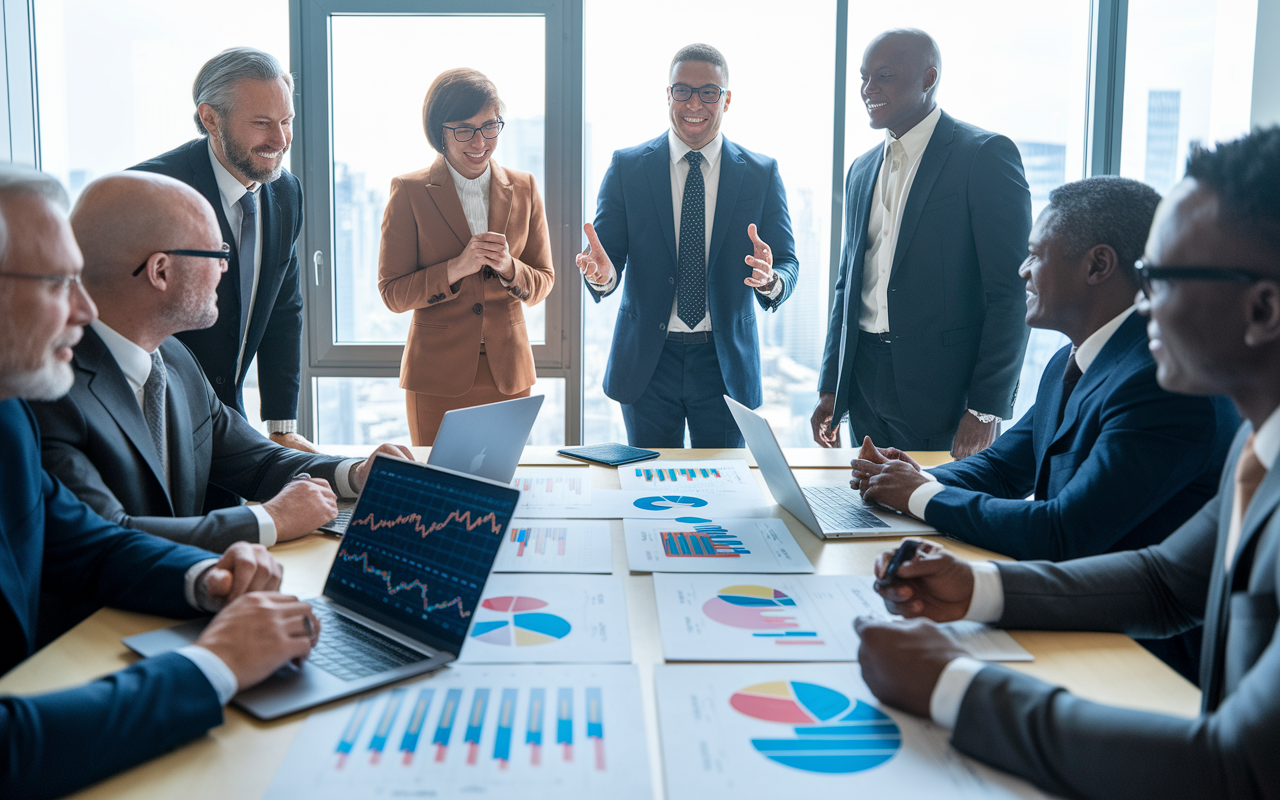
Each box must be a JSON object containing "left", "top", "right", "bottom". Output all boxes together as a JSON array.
[{"left": 123, "top": 618, "right": 210, "bottom": 657}]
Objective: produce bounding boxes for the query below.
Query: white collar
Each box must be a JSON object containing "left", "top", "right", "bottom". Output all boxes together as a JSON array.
[
  {"left": 1075, "top": 306, "right": 1136, "bottom": 374},
  {"left": 668, "top": 129, "right": 723, "bottom": 169},
  {"left": 445, "top": 159, "right": 492, "bottom": 193},
  {"left": 90, "top": 319, "right": 155, "bottom": 393},
  {"left": 1252, "top": 404, "right": 1280, "bottom": 471},
  {"left": 206, "top": 138, "right": 258, "bottom": 205},
  {"left": 886, "top": 105, "right": 943, "bottom": 161}
]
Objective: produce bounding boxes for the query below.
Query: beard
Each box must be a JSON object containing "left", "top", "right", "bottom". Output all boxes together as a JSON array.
[
  {"left": 0, "top": 360, "right": 75, "bottom": 401},
  {"left": 218, "top": 127, "right": 287, "bottom": 184}
]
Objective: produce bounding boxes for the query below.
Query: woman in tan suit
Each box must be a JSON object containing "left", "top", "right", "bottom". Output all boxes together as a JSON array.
[{"left": 379, "top": 68, "right": 554, "bottom": 445}]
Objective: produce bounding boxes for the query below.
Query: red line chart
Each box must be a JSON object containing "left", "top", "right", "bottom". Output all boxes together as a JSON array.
[
  {"left": 338, "top": 549, "right": 471, "bottom": 616},
  {"left": 348, "top": 509, "right": 504, "bottom": 538}
]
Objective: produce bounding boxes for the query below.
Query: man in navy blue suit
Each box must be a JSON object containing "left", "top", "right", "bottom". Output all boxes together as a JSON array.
[
  {"left": 0, "top": 164, "right": 321, "bottom": 800},
  {"left": 576, "top": 43, "right": 799, "bottom": 448},
  {"left": 813, "top": 29, "right": 1032, "bottom": 458}
]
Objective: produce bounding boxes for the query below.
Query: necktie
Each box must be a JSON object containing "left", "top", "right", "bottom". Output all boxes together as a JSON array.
[
  {"left": 143, "top": 350, "right": 168, "bottom": 487},
  {"left": 236, "top": 191, "right": 258, "bottom": 373},
  {"left": 1225, "top": 434, "right": 1267, "bottom": 570},
  {"left": 676, "top": 150, "right": 706, "bottom": 329},
  {"left": 1056, "top": 347, "right": 1083, "bottom": 428}
]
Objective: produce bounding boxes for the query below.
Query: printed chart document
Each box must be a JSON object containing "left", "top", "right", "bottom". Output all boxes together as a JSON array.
[
  {"left": 514, "top": 489, "right": 773, "bottom": 519},
  {"left": 458, "top": 574, "right": 631, "bottom": 664},
  {"left": 653, "top": 574, "right": 1030, "bottom": 662},
  {"left": 618, "top": 459, "right": 762, "bottom": 501},
  {"left": 493, "top": 520, "right": 613, "bottom": 574},
  {"left": 512, "top": 467, "right": 592, "bottom": 514},
  {"left": 654, "top": 663, "right": 1053, "bottom": 800},
  {"left": 265, "top": 664, "right": 651, "bottom": 800},
  {"left": 624, "top": 518, "right": 813, "bottom": 573}
]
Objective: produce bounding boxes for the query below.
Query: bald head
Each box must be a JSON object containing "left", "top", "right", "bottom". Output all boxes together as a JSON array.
[
  {"left": 860, "top": 28, "right": 941, "bottom": 137},
  {"left": 70, "top": 172, "right": 226, "bottom": 349}
]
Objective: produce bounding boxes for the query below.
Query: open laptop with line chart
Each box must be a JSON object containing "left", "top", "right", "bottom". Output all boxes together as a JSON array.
[{"left": 124, "top": 455, "right": 520, "bottom": 719}]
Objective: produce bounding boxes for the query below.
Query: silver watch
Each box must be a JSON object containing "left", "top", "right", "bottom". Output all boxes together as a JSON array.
[{"left": 967, "top": 409, "right": 999, "bottom": 424}]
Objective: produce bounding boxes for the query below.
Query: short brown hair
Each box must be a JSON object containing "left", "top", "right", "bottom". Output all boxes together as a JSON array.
[{"left": 422, "top": 68, "right": 504, "bottom": 154}]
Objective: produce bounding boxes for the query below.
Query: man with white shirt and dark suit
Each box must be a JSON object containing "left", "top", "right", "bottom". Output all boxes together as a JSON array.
[
  {"left": 576, "top": 43, "right": 799, "bottom": 448},
  {"left": 812, "top": 28, "right": 1031, "bottom": 458},
  {"left": 131, "top": 47, "right": 315, "bottom": 454},
  {"left": 0, "top": 162, "right": 321, "bottom": 800},
  {"left": 29, "top": 172, "right": 410, "bottom": 555},
  {"left": 856, "top": 127, "right": 1280, "bottom": 798}
]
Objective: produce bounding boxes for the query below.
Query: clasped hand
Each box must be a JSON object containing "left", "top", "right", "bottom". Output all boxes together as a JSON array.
[{"left": 449, "top": 232, "right": 515, "bottom": 283}]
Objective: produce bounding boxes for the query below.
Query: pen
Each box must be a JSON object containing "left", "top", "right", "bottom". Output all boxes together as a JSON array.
[{"left": 882, "top": 539, "right": 920, "bottom": 583}]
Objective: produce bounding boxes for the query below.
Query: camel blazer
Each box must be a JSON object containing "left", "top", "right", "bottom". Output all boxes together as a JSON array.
[{"left": 378, "top": 156, "right": 554, "bottom": 397}]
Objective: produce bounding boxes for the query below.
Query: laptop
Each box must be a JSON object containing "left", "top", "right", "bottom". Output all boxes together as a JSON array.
[
  {"left": 724, "top": 396, "right": 936, "bottom": 539},
  {"left": 124, "top": 455, "right": 520, "bottom": 719},
  {"left": 320, "top": 395, "right": 543, "bottom": 536}
]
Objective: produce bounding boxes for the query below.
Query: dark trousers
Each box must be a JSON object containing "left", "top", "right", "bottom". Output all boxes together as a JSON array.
[
  {"left": 847, "top": 331, "right": 958, "bottom": 451},
  {"left": 621, "top": 334, "right": 745, "bottom": 449}
]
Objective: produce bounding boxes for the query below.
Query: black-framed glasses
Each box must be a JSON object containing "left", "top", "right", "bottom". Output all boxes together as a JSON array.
[
  {"left": 442, "top": 120, "right": 505, "bottom": 142},
  {"left": 1135, "top": 259, "right": 1271, "bottom": 299},
  {"left": 0, "top": 271, "right": 83, "bottom": 296},
  {"left": 670, "top": 83, "right": 726, "bottom": 103},
  {"left": 133, "top": 243, "right": 232, "bottom": 277}
]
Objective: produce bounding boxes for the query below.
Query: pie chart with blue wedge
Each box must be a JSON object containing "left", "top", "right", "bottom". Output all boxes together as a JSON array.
[
  {"left": 633, "top": 495, "right": 709, "bottom": 512},
  {"left": 730, "top": 681, "right": 901, "bottom": 773},
  {"left": 469, "top": 596, "right": 571, "bottom": 646}
]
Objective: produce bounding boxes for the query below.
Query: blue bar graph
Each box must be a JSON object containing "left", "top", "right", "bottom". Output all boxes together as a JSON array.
[
  {"left": 493, "top": 688, "right": 518, "bottom": 767},
  {"left": 433, "top": 688, "right": 463, "bottom": 762},
  {"left": 557, "top": 687, "right": 574, "bottom": 761},
  {"left": 399, "top": 688, "right": 435, "bottom": 764},
  {"left": 464, "top": 688, "right": 490, "bottom": 764},
  {"left": 526, "top": 687, "right": 545, "bottom": 765},
  {"left": 368, "top": 688, "right": 406, "bottom": 764},
  {"left": 334, "top": 698, "right": 374, "bottom": 769},
  {"left": 586, "top": 687, "right": 605, "bottom": 771}
]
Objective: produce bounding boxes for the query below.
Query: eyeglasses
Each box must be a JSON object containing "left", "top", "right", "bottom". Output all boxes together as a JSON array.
[
  {"left": 0, "top": 271, "right": 84, "bottom": 297},
  {"left": 670, "top": 83, "right": 726, "bottom": 103},
  {"left": 1135, "top": 259, "right": 1271, "bottom": 299},
  {"left": 133, "top": 243, "right": 232, "bottom": 277},
  {"left": 442, "top": 120, "right": 505, "bottom": 143}
]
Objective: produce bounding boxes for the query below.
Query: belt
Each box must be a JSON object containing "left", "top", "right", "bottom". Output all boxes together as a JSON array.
[
  {"left": 858, "top": 330, "right": 893, "bottom": 344},
  {"left": 666, "top": 330, "right": 714, "bottom": 343}
]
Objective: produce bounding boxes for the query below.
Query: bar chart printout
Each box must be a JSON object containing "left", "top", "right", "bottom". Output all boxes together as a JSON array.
[
  {"left": 511, "top": 467, "right": 592, "bottom": 511},
  {"left": 492, "top": 520, "right": 612, "bottom": 573},
  {"left": 624, "top": 518, "right": 814, "bottom": 573},
  {"left": 264, "top": 665, "right": 651, "bottom": 800}
]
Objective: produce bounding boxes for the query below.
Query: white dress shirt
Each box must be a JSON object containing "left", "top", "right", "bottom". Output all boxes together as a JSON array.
[
  {"left": 907, "top": 306, "right": 1139, "bottom": 519},
  {"left": 587, "top": 130, "right": 783, "bottom": 324},
  {"left": 445, "top": 160, "right": 492, "bottom": 236}
]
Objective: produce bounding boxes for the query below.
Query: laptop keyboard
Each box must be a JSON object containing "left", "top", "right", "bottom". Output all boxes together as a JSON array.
[
  {"left": 320, "top": 507, "right": 353, "bottom": 535},
  {"left": 802, "top": 485, "right": 889, "bottom": 530},
  {"left": 306, "top": 603, "right": 427, "bottom": 682}
]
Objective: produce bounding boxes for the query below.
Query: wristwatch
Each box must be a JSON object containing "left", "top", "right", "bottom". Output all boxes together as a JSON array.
[{"left": 967, "top": 409, "right": 999, "bottom": 424}]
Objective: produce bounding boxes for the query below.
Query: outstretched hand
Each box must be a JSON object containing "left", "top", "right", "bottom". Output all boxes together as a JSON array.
[
  {"left": 576, "top": 223, "right": 615, "bottom": 285},
  {"left": 743, "top": 223, "right": 776, "bottom": 289}
]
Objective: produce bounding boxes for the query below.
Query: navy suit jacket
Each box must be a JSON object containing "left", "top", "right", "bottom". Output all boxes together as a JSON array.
[
  {"left": 0, "top": 399, "right": 223, "bottom": 800},
  {"left": 587, "top": 133, "right": 799, "bottom": 407},
  {"left": 923, "top": 313, "right": 1239, "bottom": 560},
  {"left": 131, "top": 138, "right": 304, "bottom": 421},
  {"left": 820, "top": 111, "right": 1031, "bottom": 439}
]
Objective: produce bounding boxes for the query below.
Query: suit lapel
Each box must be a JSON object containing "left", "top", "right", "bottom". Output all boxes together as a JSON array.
[
  {"left": 708, "top": 138, "right": 745, "bottom": 275},
  {"left": 488, "top": 161, "right": 514, "bottom": 236},
  {"left": 1052, "top": 314, "right": 1144, "bottom": 447},
  {"left": 161, "top": 341, "right": 195, "bottom": 515},
  {"left": 832, "top": 153, "right": 884, "bottom": 414},
  {"left": 643, "top": 136, "right": 678, "bottom": 266},
  {"left": 424, "top": 156, "right": 475, "bottom": 248},
  {"left": 890, "top": 112, "right": 955, "bottom": 278},
  {"left": 1200, "top": 426, "right": 1252, "bottom": 709}
]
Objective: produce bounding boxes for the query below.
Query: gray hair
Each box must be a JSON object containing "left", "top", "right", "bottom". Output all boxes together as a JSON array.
[
  {"left": 192, "top": 47, "right": 294, "bottom": 135},
  {"left": 0, "top": 164, "right": 69, "bottom": 270}
]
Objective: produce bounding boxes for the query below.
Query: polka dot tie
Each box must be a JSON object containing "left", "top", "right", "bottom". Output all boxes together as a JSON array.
[{"left": 677, "top": 150, "right": 706, "bottom": 328}]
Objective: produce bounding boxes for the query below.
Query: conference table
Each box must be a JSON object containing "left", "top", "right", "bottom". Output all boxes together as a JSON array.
[{"left": 0, "top": 447, "right": 1202, "bottom": 799}]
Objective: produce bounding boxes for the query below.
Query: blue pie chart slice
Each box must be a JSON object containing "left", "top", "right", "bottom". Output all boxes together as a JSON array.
[{"left": 633, "top": 495, "right": 709, "bottom": 511}]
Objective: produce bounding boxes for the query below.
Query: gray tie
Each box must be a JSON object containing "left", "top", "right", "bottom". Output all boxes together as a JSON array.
[
  {"left": 236, "top": 191, "right": 258, "bottom": 369},
  {"left": 143, "top": 350, "right": 168, "bottom": 485}
]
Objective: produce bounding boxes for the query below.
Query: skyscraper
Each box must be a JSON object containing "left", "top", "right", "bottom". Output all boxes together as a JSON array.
[{"left": 1144, "top": 90, "right": 1181, "bottom": 194}]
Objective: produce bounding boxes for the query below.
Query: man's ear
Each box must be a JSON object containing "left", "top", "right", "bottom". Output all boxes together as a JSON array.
[
  {"left": 1244, "top": 280, "right": 1280, "bottom": 347},
  {"left": 1084, "top": 243, "right": 1118, "bottom": 285}
]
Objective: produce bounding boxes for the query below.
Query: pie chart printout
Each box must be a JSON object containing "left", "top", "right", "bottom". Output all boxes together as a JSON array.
[
  {"left": 632, "top": 495, "right": 709, "bottom": 512},
  {"left": 730, "top": 681, "right": 901, "bottom": 774},
  {"left": 469, "top": 596, "right": 572, "bottom": 647}
]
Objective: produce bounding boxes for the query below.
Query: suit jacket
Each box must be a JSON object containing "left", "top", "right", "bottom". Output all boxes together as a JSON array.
[
  {"left": 131, "top": 138, "right": 304, "bottom": 420},
  {"left": 587, "top": 133, "right": 799, "bottom": 407},
  {"left": 29, "top": 329, "right": 346, "bottom": 552},
  {"left": 819, "top": 111, "right": 1031, "bottom": 439},
  {"left": 925, "top": 312, "right": 1239, "bottom": 560},
  {"left": 0, "top": 398, "right": 224, "bottom": 800},
  {"left": 378, "top": 156, "right": 554, "bottom": 397},
  {"left": 950, "top": 424, "right": 1280, "bottom": 798}
]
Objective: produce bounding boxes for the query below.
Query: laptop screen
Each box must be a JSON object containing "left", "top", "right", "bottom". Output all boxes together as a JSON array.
[{"left": 324, "top": 457, "right": 520, "bottom": 654}]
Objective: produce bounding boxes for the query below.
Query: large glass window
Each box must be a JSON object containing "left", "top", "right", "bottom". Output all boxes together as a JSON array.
[{"left": 582, "top": 0, "right": 837, "bottom": 446}]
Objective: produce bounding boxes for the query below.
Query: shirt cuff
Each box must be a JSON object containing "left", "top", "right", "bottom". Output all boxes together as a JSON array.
[
  {"left": 335, "top": 458, "right": 364, "bottom": 499},
  {"left": 266, "top": 420, "right": 297, "bottom": 435},
  {"left": 184, "top": 558, "right": 221, "bottom": 611},
  {"left": 248, "top": 503, "right": 277, "bottom": 548},
  {"left": 586, "top": 271, "right": 617, "bottom": 294},
  {"left": 964, "top": 562, "right": 1004, "bottom": 623},
  {"left": 907, "top": 481, "right": 946, "bottom": 520},
  {"left": 755, "top": 274, "right": 785, "bottom": 300},
  {"left": 929, "top": 656, "right": 987, "bottom": 729},
  {"left": 176, "top": 644, "right": 239, "bottom": 705}
]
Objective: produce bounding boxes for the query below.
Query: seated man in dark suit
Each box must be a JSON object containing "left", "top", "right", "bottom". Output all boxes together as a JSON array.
[
  {"left": 0, "top": 163, "right": 321, "bottom": 800},
  {"left": 30, "top": 171, "right": 410, "bottom": 553},
  {"left": 855, "top": 127, "right": 1280, "bottom": 798},
  {"left": 851, "top": 176, "right": 1238, "bottom": 562}
]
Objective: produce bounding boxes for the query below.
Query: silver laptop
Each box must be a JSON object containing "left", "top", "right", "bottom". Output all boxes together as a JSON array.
[
  {"left": 125, "top": 455, "right": 520, "bottom": 719},
  {"left": 428, "top": 394, "right": 545, "bottom": 483},
  {"left": 724, "top": 396, "right": 935, "bottom": 539}
]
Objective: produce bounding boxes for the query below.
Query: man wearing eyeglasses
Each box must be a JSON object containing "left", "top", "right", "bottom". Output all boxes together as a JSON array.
[
  {"left": 855, "top": 127, "right": 1280, "bottom": 798},
  {"left": 577, "top": 43, "right": 799, "bottom": 448},
  {"left": 130, "top": 47, "right": 314, "bottom": 456},
  {"left": 28, "top": 171, "right": 410, "bottom": 559}
]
